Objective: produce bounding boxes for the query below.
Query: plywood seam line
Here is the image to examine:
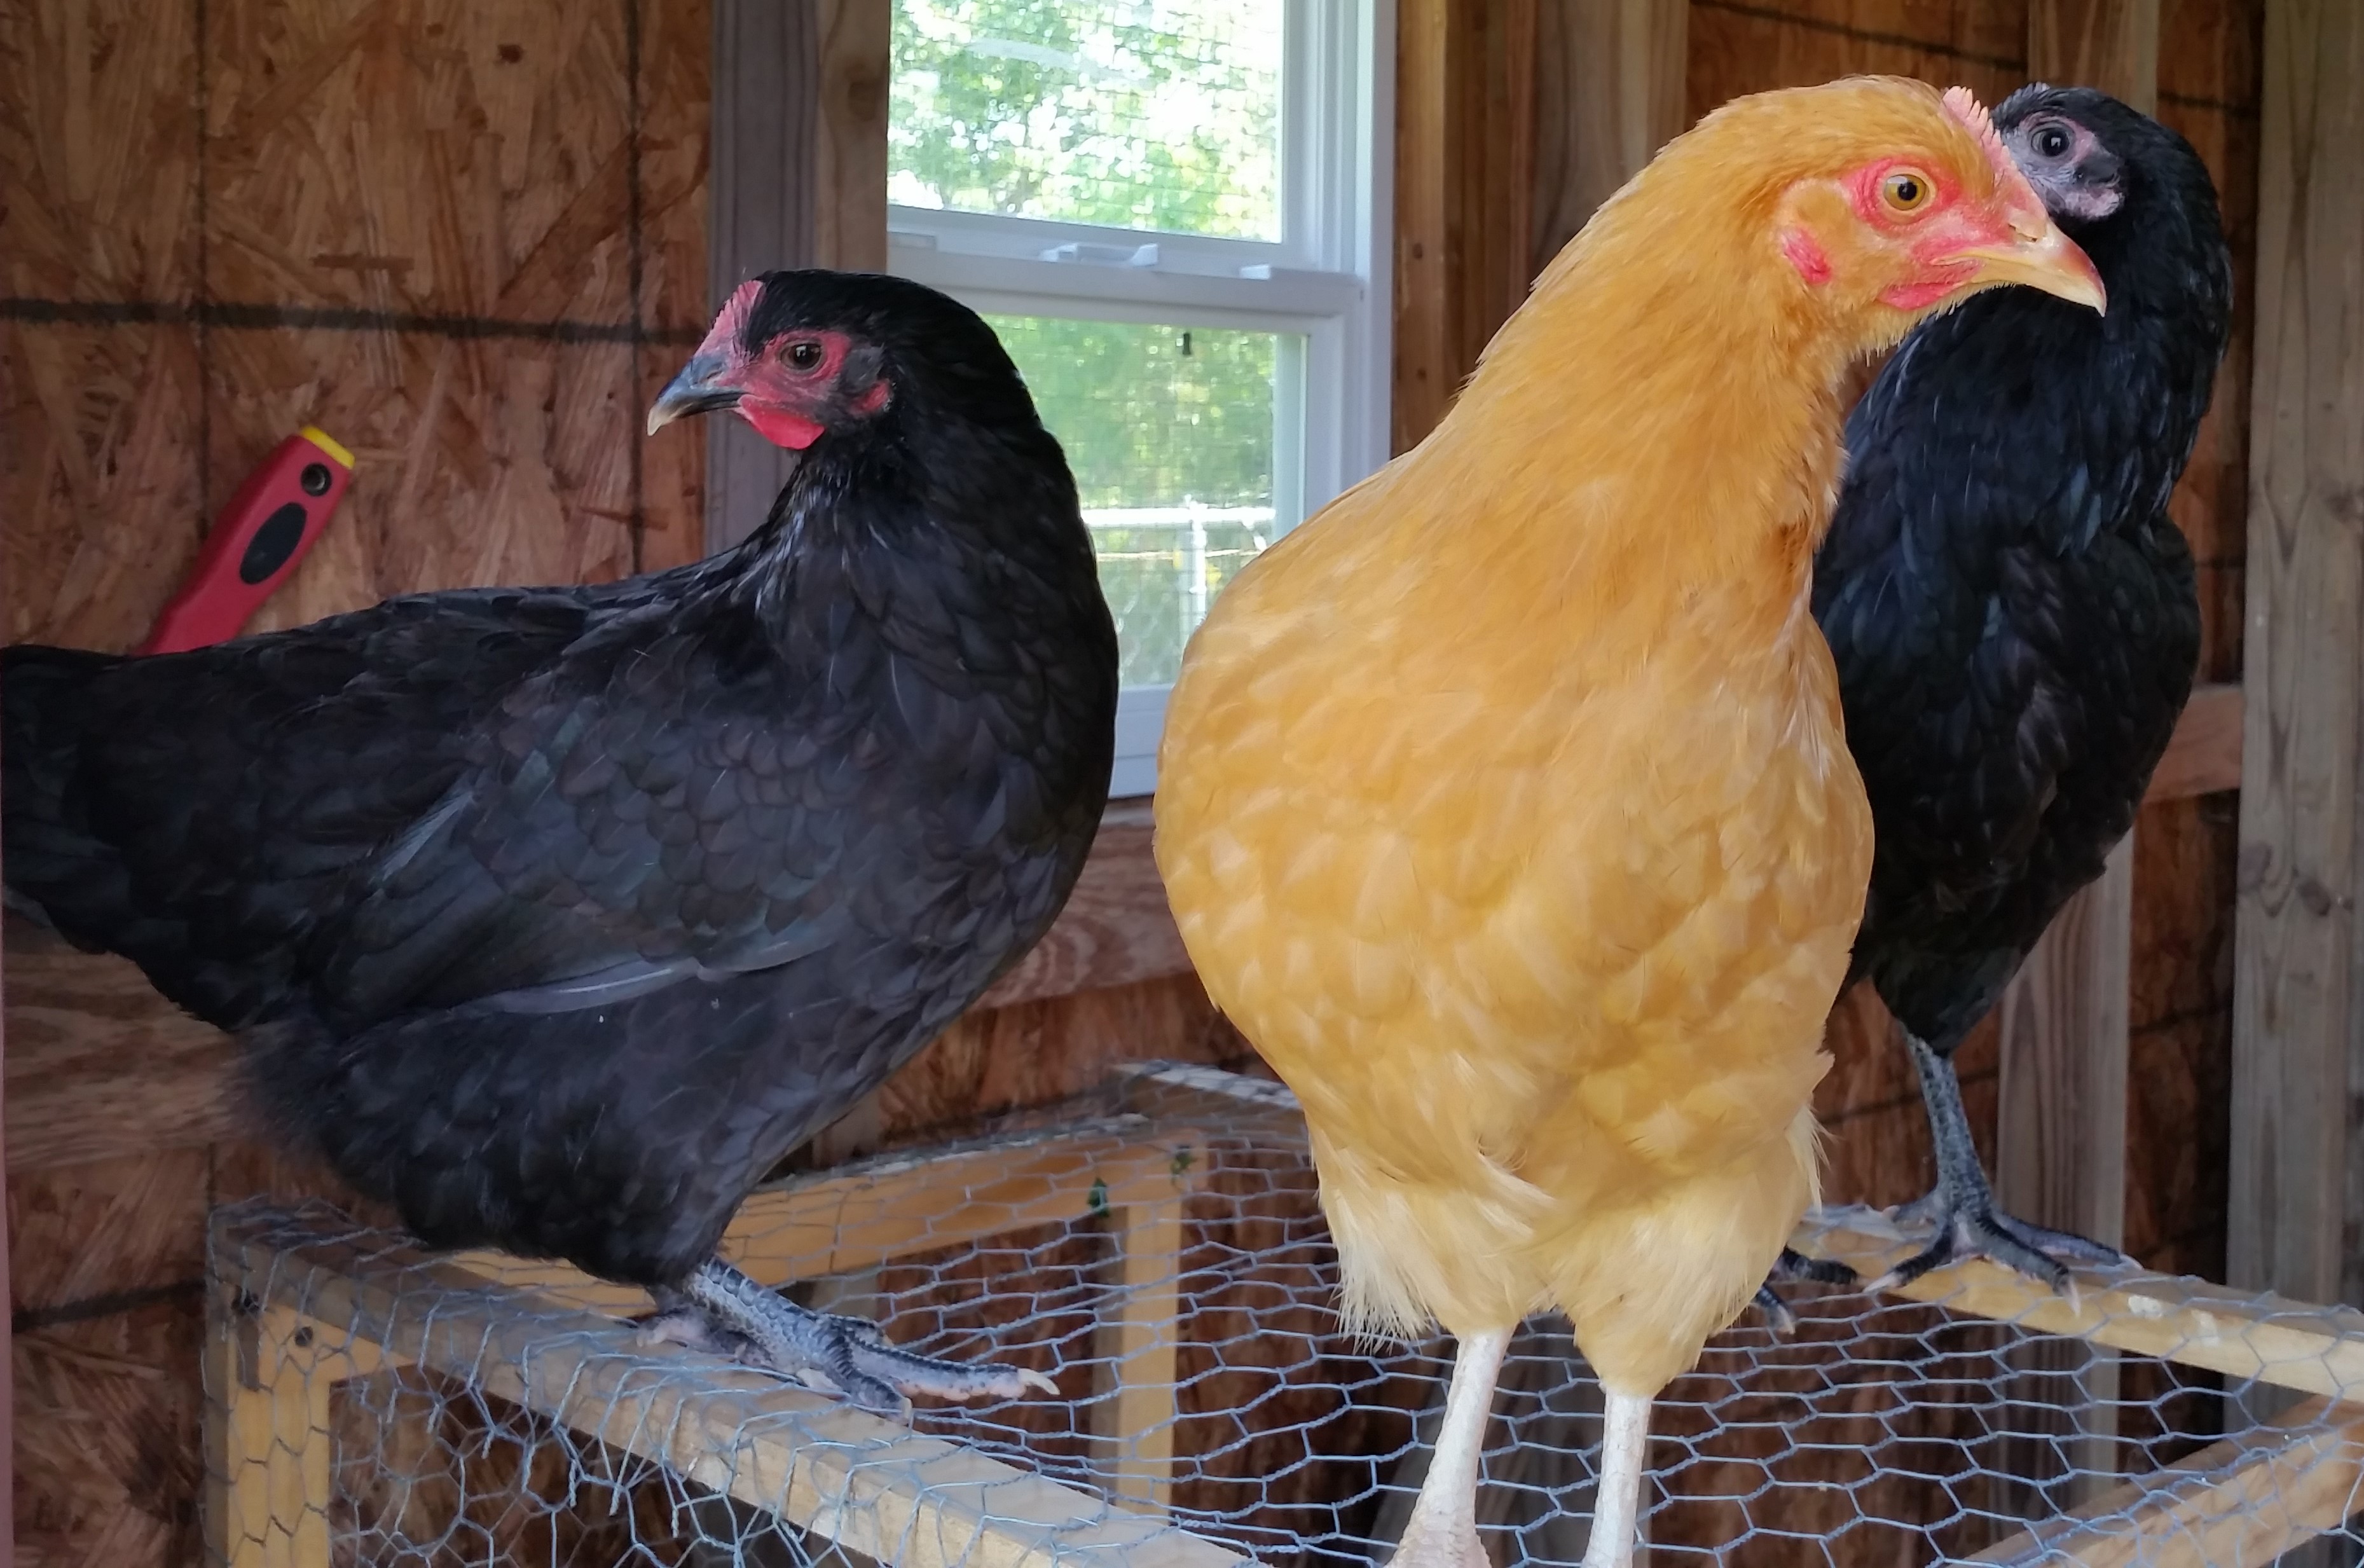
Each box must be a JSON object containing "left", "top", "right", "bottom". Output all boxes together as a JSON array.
[{"left": 0, "top": 298, "right": 702, "bottom": 345}]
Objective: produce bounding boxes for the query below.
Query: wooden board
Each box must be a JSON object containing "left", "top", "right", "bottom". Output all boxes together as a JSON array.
[
  {"left": 2227, "top": 0, "right": 2364, "bottom": 1309},
  {"left": 1531, "top": 0, "right": 1687, "bottom": 272},
  {"left": 1391, "top": 0, "right": 1537, "bottom": 453},
  {"left": 211, "top": 1207, "right": 1251, "bottom": 1568},
  {"left": 1970, "top": 1393, "right": 2364, "bottom": 1566},
  {"left": 703, "top": 0, "right": 889, "bottom": 553},
  {"left": 2031, "top": 0, "right": 2163, "bottom": 105}
]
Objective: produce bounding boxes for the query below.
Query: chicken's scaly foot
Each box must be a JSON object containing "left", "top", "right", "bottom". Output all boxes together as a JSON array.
[
  {"left": 1871, "top": 1031, "right": 2129, "bottom": 1298},
  {"left": 643, "top": 1260, "right": 1057, "bottom": 1415},
  {"left": 1749, "top": 1247, "right": 1859, "bottom": 1337}
]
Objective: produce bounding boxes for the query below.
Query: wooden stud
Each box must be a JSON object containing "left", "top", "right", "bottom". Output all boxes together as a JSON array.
[
  {"left": 203, "top": 1293, "right": 383, "bottom": 1568},
  {"left": 1096, "top": 1195, "right": 1190, "bottom": 1514},
  {"left": 1969, "top": 1393, "right": 2364, "bottom": 1567},
  {"left": 704, "top": 0, "right": 890, "bottom": 553},
  {"left": 814, "top": 0, "right": 890, "bottom": 275},
  {"left": 2145, "top": 682, "right": 2244, "bottom": 804},
  {"left": 1529, "top": 0, "right": 1688, "bottom": 275},
  {"left": 1390, "top": 0, "right": 1542, "bottom": 454},
  {"left": 2028, "top": 0, "right": 2162, "bottom": 111},
  {"left": 2228, "top": 0, "right": 2364, "bottom": 1312}
]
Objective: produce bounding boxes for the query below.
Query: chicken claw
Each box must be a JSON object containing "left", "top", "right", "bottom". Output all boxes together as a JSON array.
[
  {"left": 1869, "top": 1032, "right": 2129, "bottom": 1296},
  {"left": 1749, "top": 1247, "right": 1859, "bottom": 1337},
  {"left": 647, "top": 1259, "right": 1059, "bottom": 1415}
]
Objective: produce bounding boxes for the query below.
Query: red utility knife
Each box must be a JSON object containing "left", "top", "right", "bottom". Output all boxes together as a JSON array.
[{"left": 137, "top": 426, "right": 355, "bottom": 655}]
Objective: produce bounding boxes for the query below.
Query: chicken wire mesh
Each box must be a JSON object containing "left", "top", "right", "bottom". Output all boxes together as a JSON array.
[{"left": 205, "top": 1065, "right": 2364, "bottom": 1568}]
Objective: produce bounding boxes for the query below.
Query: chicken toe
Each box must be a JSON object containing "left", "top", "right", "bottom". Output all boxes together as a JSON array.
[
  {"left": 1875, "top": 1032, "right": 2129, "bottom": 1294},
  {"left": 670, "top": 1258, "right": 1059, "bottom": 1414},
  {"left": 1750, "top": 1247, "right": 1859, "bottom": 1335}
]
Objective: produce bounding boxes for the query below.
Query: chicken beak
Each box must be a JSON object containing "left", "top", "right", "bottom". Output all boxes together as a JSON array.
[
  {"left": 645, "top": 352, "right": 745, "bottom": 436},
  {"left": 1951, "top": 212, "right": 2107, "bottom": 315}
]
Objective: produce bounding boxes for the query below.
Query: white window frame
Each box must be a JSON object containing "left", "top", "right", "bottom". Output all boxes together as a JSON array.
[{"left": 886, "top": 0, "right": 1395, "bottom": 798}]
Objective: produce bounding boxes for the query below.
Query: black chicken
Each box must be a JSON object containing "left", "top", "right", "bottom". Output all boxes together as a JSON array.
[
  {"left": 3, "top": 270, "right": 1120, "bottom": 1409},
  {"left": 1761, "top": 85, "right": 2233, "bottom": 1313}
]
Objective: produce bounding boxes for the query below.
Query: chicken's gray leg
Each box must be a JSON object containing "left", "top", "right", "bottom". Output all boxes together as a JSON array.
[
  {"left": 1872, "top": 1031, "right": 2127, "bottom": 1293},
  {"left": 640, "top": 1259, "right": 1057, "bottom": 1413}
]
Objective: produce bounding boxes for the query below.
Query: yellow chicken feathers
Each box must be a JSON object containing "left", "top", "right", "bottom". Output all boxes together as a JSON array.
[{"left": 1154, "top": 76, "right": 2099, "bottom": 1403}]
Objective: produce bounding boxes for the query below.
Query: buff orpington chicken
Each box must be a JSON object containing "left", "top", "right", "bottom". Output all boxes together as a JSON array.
[{"left": 1153, "top": 79, "right": 2105, "bottom": 1568}]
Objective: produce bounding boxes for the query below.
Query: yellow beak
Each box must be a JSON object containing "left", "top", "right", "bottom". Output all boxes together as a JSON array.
[{"left": 1951, "top": 212, "right": 2107, "bottom": 314}]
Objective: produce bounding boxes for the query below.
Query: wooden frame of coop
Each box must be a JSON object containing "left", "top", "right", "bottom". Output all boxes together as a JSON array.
[{"left": 206, "top": 1067, "right": 2364, "bottom": 1568}]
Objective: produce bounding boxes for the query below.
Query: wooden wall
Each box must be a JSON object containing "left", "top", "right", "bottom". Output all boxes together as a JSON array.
[{"left": 1, "top": 0, "right": 711, "bottom": 1556}]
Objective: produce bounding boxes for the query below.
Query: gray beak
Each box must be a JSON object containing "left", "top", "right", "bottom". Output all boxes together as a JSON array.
[{"left": 645, "top": 352, "right": 744, "bottom": 436}]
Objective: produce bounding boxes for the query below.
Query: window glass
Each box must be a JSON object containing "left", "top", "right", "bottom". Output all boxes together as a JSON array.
[
  {"left": 989, "top": 315, "right": 1285, "bottom": 685},
  {"left": 891, "top": 0, "right": 1284, "bottom": 242}
]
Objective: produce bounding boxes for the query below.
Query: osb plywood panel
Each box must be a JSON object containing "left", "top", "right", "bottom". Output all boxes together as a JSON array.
[
  {"left": 6, "top": 1148, "right": 210, "bottom": 1317},
  {"left": 203, "top": 0, "right": 635, "bottom": 326},
  {"left": 0, "top": 322, "right": 207, "bottom": 650},
  {"left": 1689, "top": 0, "right": 2027, "bottom": 125},
  {"left": 0, "top": 0, "right": 199, "bottom": 303},
  {"left": 219, "top": 332, "right": 644, "bottom": 635},
  {"left": 638, "top": 0, "right": 714, "bottom": 336},
  {"left": 638, "top": 340, "right": 710, "bottom": 574},
  {"left": 12, "top": 1296, "right": 203, "bottom": 1568}
]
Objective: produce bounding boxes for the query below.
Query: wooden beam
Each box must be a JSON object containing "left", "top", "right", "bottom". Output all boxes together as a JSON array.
[
  {"left": 1969, "top": 1394, "right": 2364, "bottom": 1566},
  {"left": 1391, "top": 0, "right": 1540, "bottom": 453},
  {"left": 1529, "top": 0, "right": 1688, "bottom": 275},
  {"left": 213, "top": 1208, "right": 1249, "bottom": 1568},
  {"left": 1793, "top": 1207, "right": 2364, "bottom": 1403},
  {"left": 2145, "top": 682, "right": 2244, "bottom": 803},
  {"left": 2229, "top": 0, "right": 2364, "bottom": 1311},
  {"left": 2028, "top": 0, "right": 2162, "bottom": 111},
  {"left": 704, "top": 0, "right": 892, "bottom": 552}
]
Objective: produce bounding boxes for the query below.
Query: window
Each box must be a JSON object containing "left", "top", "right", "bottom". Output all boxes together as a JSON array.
[{"left": 888, "top": 0, "right": 1394, "bottom": 796}]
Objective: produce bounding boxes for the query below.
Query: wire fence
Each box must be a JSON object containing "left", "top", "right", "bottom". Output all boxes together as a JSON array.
[
  {"left": 1087, "top": 509, "right": 1270, "bottom": 687},
  {"left": 204, "top": 1066, "right": 2364, "bottom": 1568}
]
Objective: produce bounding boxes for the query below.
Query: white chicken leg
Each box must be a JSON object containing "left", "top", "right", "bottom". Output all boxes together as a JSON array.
[
  {"left": 1387, "top": 1328, "right": 1649, "bottom": 1568},
  {"left": 1388, "top": 1330, "right": 1508, "bottom": 1568}
]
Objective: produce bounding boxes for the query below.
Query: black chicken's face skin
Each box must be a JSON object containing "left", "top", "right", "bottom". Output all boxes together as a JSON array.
[{"left": 2002, "top": 107, "right": 2124, "bottom": 224}]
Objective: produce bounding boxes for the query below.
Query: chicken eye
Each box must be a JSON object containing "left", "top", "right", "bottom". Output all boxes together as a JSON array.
[
  {"left": 2034, "top": 124, "right": 2072, "bottom": 159},
  {"left": 1881, "top": 170, "right": 1932, "bottom": 214},
  {"left": 785, "top": 340, "right": 824, "bottom": 371}
]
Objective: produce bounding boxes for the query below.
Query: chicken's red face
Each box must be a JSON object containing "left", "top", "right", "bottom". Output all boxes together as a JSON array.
[
  {"left": 645, "top": 279, "right": 893, "bottom": 449},
  {"left": 1773, "top": 86, "right": 2106, "bottom": 336}
]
